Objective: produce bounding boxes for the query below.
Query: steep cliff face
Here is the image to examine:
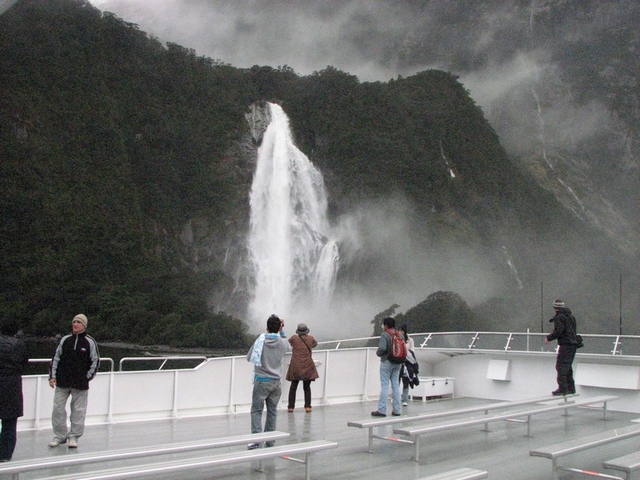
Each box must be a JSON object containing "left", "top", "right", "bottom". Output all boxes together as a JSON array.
[
  {"left": 2, "top": 0, "right": 638, "bottom": 341},
  {"left": 388, "top": 0, "right": 640, "bottom": 259}
]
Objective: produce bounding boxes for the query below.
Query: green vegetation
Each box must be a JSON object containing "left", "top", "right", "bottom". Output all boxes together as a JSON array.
[{"left": 1, "top": 0, "right": 629, "bottom": 345}]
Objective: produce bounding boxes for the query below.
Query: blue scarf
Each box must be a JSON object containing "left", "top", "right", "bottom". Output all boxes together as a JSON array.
[{"left": 249, "top": 333, "right": 280, "bottom": 367}]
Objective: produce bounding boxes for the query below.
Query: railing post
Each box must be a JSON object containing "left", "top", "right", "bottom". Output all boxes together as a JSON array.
[
  {"left": 35, "top": 376, "right": 42, "bottom": 430},
  {"left": 362, "top": 348, "right": 370, "bottom": 402},
  {"left": 322, "top": 350, "right": 329, "bottom": 405},
  {"left": 108, "top": 371, "right": 114, "bottom": 423},
  {"left": 228, "top": 358, "right": 235, "bottom": 413},
  {"left": 172, "top": 370, "right": 179, "bottom": 418}
]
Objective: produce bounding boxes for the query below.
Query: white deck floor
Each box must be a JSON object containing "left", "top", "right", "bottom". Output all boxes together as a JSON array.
[{"left": 10, "top": 396, "right": 640, "bottom": 479}]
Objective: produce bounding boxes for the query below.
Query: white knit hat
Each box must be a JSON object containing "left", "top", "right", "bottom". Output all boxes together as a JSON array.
[{"left": 73, "top": 314, "right": 88, "bottom": 328}]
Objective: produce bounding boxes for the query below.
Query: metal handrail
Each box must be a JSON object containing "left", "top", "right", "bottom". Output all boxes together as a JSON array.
[
  {"left": 118, "top": 355, "right": 207, "bottom": 371},
  {"left": 316, "top": 331, "right": 640, "bottom": 358},
  {"left": 28, "top": 358, "right": 114, "bottom": 371}
]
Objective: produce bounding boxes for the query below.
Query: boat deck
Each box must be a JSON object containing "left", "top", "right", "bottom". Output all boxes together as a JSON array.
[{"left": 12, "top": 396, "right": 640, "bottom": 479}]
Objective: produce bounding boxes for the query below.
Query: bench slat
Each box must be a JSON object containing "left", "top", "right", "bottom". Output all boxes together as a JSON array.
[
  {"left": 603, "top": 450, "right": 640, "bottom": 473},
  {"left": 397, "top": 395, "right": 616, "bottom": 437},
  {"left": 530, "top": 424, "right": 640, "bottom": 459},
  {"left": 418, "top": 467, "right": 488, "bottom": 480},
  {"left": 45, "top": 440, "right": 338, "bottom": 480},
  {"left": 0, "top": 431, "right": 290, "bottom": 476},
  {"left": 348, "top": 394, "right": 576, "bottom": 429}
]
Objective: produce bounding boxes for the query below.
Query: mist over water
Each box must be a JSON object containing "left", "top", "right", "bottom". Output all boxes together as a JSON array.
[{"left": 247, "top": 103, "right": 339, "bottom": 331}]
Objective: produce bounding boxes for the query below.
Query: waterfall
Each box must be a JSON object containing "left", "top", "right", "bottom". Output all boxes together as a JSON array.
[{"left": 247, "top": 103, "right": 338, "bottom": 326}]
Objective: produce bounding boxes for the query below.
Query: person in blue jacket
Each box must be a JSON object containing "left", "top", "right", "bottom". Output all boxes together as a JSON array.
[{"left": 246, "top": 314, "right": 290, "bottom": 449}]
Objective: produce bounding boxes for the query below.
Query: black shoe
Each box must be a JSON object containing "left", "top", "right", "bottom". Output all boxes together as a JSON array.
[
  {"left": 371, "top": 411, "right": 386, "bottom": 417},
  {"left": 392, "top": 412, "right": 401, "bottom": 416},
  {"left": 551, "top": 389, "right": 567, "bottom": 396}
]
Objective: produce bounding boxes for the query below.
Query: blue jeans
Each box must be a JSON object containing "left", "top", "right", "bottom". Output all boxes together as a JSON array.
[
  {"left": 250, "top": 379, "right": 282, "bottom": 447},
  {"left": 377, "top": 360, "right": 402, "bottom": 414}
]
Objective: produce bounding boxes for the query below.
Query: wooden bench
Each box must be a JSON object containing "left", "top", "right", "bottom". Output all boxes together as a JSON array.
[
  {"left": 603, "top": 450, "right": 640, "bottom": 480},
  {"left": 530, "top": 423, "right": 640, "bottom": 480},
  {"left": 418, "top": 467, "right": 488, "bottom": 479},
  {"left": 348, "top": 394, "right": 577, "bottom": 452},
  {"left": 0, "top": 431, "right": 290, "bottom": 480},
  {"left": 44, "top": 440, "right": 338, "bottom": 480},
  {"left": 395, "top": 395, "right": 617, "bottom": 461}
]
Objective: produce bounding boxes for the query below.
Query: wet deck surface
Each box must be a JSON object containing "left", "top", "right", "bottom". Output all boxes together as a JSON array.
[{"left": 12, "top": 396, "right": 640, "bottom": 479}]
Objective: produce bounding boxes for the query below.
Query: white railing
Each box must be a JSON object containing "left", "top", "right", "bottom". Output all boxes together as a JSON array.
[
  {"left": 19, "top": 331, "right": 640, "bottom": 431},
  {"left": 321, "top": 331, "right": 640, "bottom": 357}
]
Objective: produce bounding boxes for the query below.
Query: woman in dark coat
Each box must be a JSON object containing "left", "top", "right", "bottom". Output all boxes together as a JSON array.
[
  {"left": 0, "top": 320, "right": 29, "bottom": 462},
  {"left": 286, "top": 323, "right": 319, "bottom": 412}
]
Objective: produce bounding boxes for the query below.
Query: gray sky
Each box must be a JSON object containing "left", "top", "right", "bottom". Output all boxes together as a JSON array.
[{"left": 88, "top": 0, "right": 430, "bottom": 82}]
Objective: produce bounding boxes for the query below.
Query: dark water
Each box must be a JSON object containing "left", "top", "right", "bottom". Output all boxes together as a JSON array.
[{"left": 22, "top": 338, "right": 243, "bottom": 374}]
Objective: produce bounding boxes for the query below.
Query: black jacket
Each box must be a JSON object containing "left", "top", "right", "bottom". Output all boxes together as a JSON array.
[
  {"left": 0, "top": 334, "right": 29, "bottom": 418},
  {"left": 49, "top": 331, "right": 100, "bottom": 390},
  {"left": 547, "top": 308, "right": 578, "bottom": 345}
]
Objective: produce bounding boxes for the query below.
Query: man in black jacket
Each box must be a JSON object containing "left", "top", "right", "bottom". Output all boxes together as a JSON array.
[
  {"left": 544, "top": 299, "right": 578, "bottom": 395},
  {"left": 48, "top": 314, "right": 100, "bottom": 448}
]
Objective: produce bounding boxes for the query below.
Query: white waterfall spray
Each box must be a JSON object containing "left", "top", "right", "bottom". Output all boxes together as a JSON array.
[{"left": 247, "top": 103, "right": 339, "bottom": 327}]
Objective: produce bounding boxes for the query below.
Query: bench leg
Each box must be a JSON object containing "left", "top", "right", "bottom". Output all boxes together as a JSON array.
[
  {"left": 368, "top": 427, "right": 374, "bottom": 453},
  {"left": 413, "top": 436, "right": 421, "bottom": 462},
  {"left": 305, "top": 452, "right": 312, "bottom": 480}
]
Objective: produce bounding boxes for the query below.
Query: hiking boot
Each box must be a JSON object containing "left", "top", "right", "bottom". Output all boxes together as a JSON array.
[
  {"left": 371, "top": 411, "right": 386, "bottom": 417},
  {"left": 68, "top": 438, "right": 78, "bottom": 448},
  {"left": 48, "top": 438, "right": 67, "bottom": 448}
]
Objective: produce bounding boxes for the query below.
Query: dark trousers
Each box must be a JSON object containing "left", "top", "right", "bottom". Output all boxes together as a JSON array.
[
  {"left": 288, "top": 380, "right": 312, "bottom": 408},
  {"left": 0, "top": 417, "right": 18, "bottom": 461},
  {"left": 556, "top": 344, "right": 577, "bottom": 393}
]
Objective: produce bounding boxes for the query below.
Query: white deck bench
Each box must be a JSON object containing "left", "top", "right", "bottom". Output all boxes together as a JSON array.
[
  {"left": 530, "top": 423, "right": 640, "bottom": 480},
  {"left": 418, "top": 467, "right": 488, "bottom": 479},
  {"left": 348, "top": 394, "right": 577, "bottom": 452},
  {"left": 0, "top": 431, "right": 290, "bottom": 480},
  {"left": 603, "top": 451, "right": 640, "bottom": 480},
  {"left": 44, "top": 440, "right": 338, "bottom": 480},
  {"left": 395, "top": 395, "right": 617, "bottom": 461}
]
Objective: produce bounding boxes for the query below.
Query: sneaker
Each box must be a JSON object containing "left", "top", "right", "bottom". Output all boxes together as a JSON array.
[
  {"left": 68, "top": 438, "right": 78, "bottom": 448},
  {"left": 371, "top": 411, "right": 386, "bottom": 417},
  {"left": 402, "top": 402, "right": 408, "bottom": 406},
  {"left": 247, "top": 443, "right": 260, "bottom": 450},
  {"left": 305, "top": 406, "right": 312, "bottom": 413},
  {"left": 48, "top": 438, "right": 67, "bottom": 448},
  {"left": 392, "top": 412, "right": 401, "bottom": 416}
]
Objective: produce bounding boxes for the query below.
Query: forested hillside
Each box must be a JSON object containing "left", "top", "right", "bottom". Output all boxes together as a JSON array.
[{"left": 1, "top": 0, "right": 637, "bottom": 346}]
